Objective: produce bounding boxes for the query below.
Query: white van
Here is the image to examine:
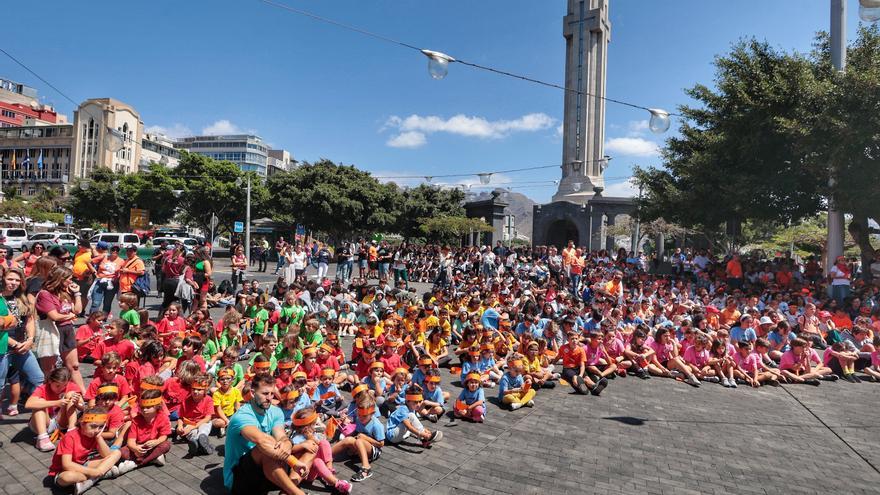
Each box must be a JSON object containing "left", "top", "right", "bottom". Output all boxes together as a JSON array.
[
  {"left": 0, "top": 227, "right": 29, "bottom": 250},
  {"left": 89, "top": 232, "right": 143, "bottom": 249}
]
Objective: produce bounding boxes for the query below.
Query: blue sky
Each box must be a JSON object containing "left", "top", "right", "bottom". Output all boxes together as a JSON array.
[{"left": 0, "top": 0, "right": 868, "bottom": 202}]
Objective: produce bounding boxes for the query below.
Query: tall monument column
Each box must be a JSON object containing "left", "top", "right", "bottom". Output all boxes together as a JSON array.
[{"left": 552, "top": 0, "right": 610, "bottom": 204}]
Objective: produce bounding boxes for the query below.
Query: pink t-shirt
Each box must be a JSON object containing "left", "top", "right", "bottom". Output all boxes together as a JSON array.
[
  {"left": 649, "top": 339, "right": 674, "bottom": 363},
  {"left": 603, "top": 338, "right": 625, "bottom": 359},
  {"left": 584, "top": 344, "right": 606, "bottom": 366},
  {"left": 683, "top": 346, "right": 709, "bottom": 368},
  {"left": 871, "top": 350, "right": 880, "bottom": 367},
  {"left": 779, "top": 350, "right": 802, "bottom": 371},
  {"left": 734, "top": 352, "right": 760, "bottom": 373}
]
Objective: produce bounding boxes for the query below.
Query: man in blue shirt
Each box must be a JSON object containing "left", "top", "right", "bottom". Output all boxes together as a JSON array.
[{"left": 224, "top": 374, "right": 309, "bottom": 495}]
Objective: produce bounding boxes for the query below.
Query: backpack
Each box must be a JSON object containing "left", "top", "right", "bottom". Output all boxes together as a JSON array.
[{"left": 132, "top": 271, "right": 151, "bottom": 297}]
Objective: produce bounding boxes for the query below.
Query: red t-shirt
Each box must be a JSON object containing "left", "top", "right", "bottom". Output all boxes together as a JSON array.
[
  {"left": 49, "top": 429, "right": 97, "bottom": 475},
  {"left": 75, "top": 324, "right": 98, "bottom": 360},
  {"left": 85, "top": 374, "right": 131, "bottom": 401},
  {"left": 129, "top": 411, "right": 172, "bottom": 444},
  {"left": 156, "top": 316, "right": 187, "bottom": 345},
  {"left": 178, "top": 395, "right": 214, "bottom": 424},
  {"left": 302, "top": 362, "right": 322, "bottom": 381},
  {"left": 355, "top": 358, "right": 375, "bottom": 379},
  {"left": 379, "top": 353, "right": 402, "bottom": 374},
  {"left": 162, "top": 378, "right": 189, "bottom": 413},
  {"left": 106, "top": 404, "right": 125, "bottom": 430},
  {"left": 93, "top": 339, "right": 135, "bottom": 363},
  {"left": 316, "top": 355, "right": 340, "bottom": 372},
  {"left": 275, "top": 375, "right": 293, "bottom": 391},
  {"left": 558, "top": 344, "right": 586, "bottom": 368},
  {"left": 33, "top": 382, "right": 81, "bottom": 416}
]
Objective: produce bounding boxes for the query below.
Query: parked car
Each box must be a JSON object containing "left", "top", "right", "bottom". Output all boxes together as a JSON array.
[
  {"left": 22, "top": 232, "right": 79, "bottom": 251},
  {"left": 0, "top": 228, "right": 29, "bottom": 250},
  {"left": 89, "top": 232, "right": 143, "bottom": 249},
  {"left": 151, "top": 236, "right": 200, "bottom": 251}
]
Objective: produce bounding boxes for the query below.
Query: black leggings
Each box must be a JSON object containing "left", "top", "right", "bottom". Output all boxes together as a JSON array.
[{"left": 562, "top": 367, "right": 589, "bottom": 394}]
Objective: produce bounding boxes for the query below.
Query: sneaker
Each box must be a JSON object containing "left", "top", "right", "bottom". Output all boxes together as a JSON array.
[
  {"left": 804, "top": 378, "right": 821, "bottom": 386},
  {"left": 525, "top": 400, "right": 535, "bottom": 408},
  {"left": 187, "top": 439, "right": 199, "bottom": 457},
  {"left": 721, "top": 378, "right": 731, "bottom": 388},
  {"left": 636, "top": 369, "right": 650, "bottom": 380},
  {"left": 821, "top": 374, "right": 839, "bottom": 381},
  {"left": 426, "top": 414, "right": 438, "bottom": 423},
  {"left": 704, "top": 376, "right": 720, "bottom": 383},
  {"left": 35, "top": 435, "right": 55, "bottom": 452},
  {"left": 428, "top": 430, "right": 443, "bottom": 444},
  {"left": 198, "top": 434, "right": 215, "bottom": 455},
  {"left": 590, "top": 377, "right": 608, "bottom": 396},
  {"left": 369, "top": 446, "right": 382, "bottom": 462},
  {"left": 100, "top": 465, "right": 120, "bottom": 480},
  {"left": 334, "top": 479, "right": 353, "bottom": 494},
  {"left": 729, "top": 380, "right": 738, "bottom": 388},
  {"left": 351, "top": 468, "right": 372, "bottom": 482},
  {"left": 685, "top": 376, "right": 701, "bottom": 388},
  {"left": 852, "top": 375, "right": 862, "bottom": 383},
  {"left": 74, "top": 478, "right": 95, "bottom": 495},
  {"left": 6, "top": 405, "right": 19, "bottom": 416},
  {"left": 154, "top": 454, "right": 166, "bottom": 467},
  {"left": 842, "top": 374, "right": 856, "bottom": 383},
  {"left": 218, "top": 427, "right": 226, "bottom": 438},
  {"left": 116, "top": 460, "right": 138, "bottom": 475},
  {"left": 510, "top": 402, "right": 522, "bottom": 411}
]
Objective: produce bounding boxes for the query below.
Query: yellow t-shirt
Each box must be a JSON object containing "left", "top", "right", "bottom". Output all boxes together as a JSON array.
[
  {"left": 73, "top": 249, "right": 92, "bottom": 279},
  {"left": 523, "top": 355, "right": 543, "bottom": 374},
  {"left": 212, "top": 386, "right": 243, "bottom": 417},
  {"left": 426, "top": 338, "right": 447, "bottom": 358}
]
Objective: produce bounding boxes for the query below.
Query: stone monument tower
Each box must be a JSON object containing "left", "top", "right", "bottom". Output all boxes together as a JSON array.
[{"left": 552, "top": 0, "right": 610, "bottom": 204}]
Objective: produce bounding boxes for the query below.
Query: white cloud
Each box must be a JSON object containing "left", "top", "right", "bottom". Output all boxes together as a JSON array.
[
  {"left": 602, "top": 177, "right": 639, "bottom": 198},
  {"left": 145, "top": 123, "right": 192, "bottom": 139},
  {"left": 627, "top": 119, "right": 650, "bottom": 135},
  {"left": 604, "top": 137, "right": 660, "bottom": 157},
  {"left": 386, "top": 131, "right": 426, "bottom": 149},
  {"left": 202, "top": 119, "right": 243, "bottom": 135},
  {"left": 556, "top": 123, "right": 564, "bottom": 137},
  {"left": 383, "top": 112, "right": 556, "bottom": 147}
]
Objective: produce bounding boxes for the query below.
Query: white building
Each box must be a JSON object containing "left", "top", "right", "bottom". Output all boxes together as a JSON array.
[
  {"left": 141, "top": 133, "right": 181, "bottom": 168},
  {"left": 72, "top": 98, "right": 144, "bottom": 178}
]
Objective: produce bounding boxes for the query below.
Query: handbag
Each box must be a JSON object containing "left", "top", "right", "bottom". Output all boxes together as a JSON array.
[{"left": 174, "top": 274, "right": 194, "bottom": 302}]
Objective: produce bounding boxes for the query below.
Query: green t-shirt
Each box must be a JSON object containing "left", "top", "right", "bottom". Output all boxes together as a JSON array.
[
  {"left": 281, "top": 304, "right": 306, "bottom": 327},
  {"left": 120, "top": 308, "right": 140, "bottom": 328},
  {"left": 203, "top": 338, "right": 220, "bottom": 361},
  {"left": 299, "top": 330, "right": 323, "bottom": 348},
  {"left": 219, "top": 330, "right": 241, "bottom": 351},
  {"left": 0, "top": 297, "right": 9, "bottom": 354},
  {"left": 253, "top": 308, "right": 270, "bottom": 335},
  {"left": 274, "top": 345, "right": 302, "bottom": 364}
]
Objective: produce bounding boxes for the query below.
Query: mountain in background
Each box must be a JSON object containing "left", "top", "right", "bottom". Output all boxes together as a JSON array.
[{"left": 470, "top": 190, "right": 536, "bottom": 241}]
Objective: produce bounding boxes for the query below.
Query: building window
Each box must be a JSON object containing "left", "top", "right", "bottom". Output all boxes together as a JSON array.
[
  {"left": 1, "top": 109, "right": 15, "bottom": 118},
  {"left": 27, "top": 186, "right": 35, "bottom": 196}
]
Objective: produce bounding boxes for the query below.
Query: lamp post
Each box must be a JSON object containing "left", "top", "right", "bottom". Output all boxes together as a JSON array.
[{"left": 235, "top": 175, "right": 253, "bottom": 266}]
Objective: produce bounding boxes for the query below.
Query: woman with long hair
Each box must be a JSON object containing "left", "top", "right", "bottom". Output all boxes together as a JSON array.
[
  {"left": 24, "top": 256, "right": 57, "bottom": 308},
  {"left": 0, "top": 266, "right": 45, "bottom": 416},
  {"left": 33, "top": 266, "right": 84, "bottom": 391},
  {"left": 192, "top": 246, "right": 213, "bottom": 311},
  {"left": 230, "top": 244, "right": 247, "bottom": 293}
]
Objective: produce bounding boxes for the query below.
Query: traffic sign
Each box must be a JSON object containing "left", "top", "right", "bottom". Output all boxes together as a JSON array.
[
  {"left": 234, "top": 221, "right": 244, "bottom": 233},
  {"left": 296, "top": 224, "right": 305, "bottom": 236},
  {"left": 64, "top": 214, "right": 73, "bottom": 225}
]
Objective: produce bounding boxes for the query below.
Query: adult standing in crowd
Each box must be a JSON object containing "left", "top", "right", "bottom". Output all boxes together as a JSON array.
[
  {"left": 230, "top": 244, "right": 248, "bottom": 293},
  {"left": 315, "top": 242, "right": 332, "bottom": 280},
  {"left": 273, "top": 236, "right": 288, "bottom": 275},
  {"left": 33, "top": 266, "right": 84, "bottom": 391},
  {"left": 89, "top": 245, "right": 124, "bottom": 314},
  {"left": 191, "top": 246, "right": 213, "bottom": 311},
  {"left": 0, "top": 266, "right": 44, "bottom": 421},
  {"left": 161, "top": 243, "right": 186, "bottom": 311},
  {"left": 118, "top": 245, "right": 146, "bottom": 307}
]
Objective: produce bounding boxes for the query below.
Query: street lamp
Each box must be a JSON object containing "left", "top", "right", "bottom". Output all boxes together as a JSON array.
[
  {"left": 421, "top": 49, "right": 455, "bottom": 80},
  {"left": 235, "top": 176, "right": 252, "bottom": 266},
  {"left": 648, "top": 109, "right": 671, "bottom": 134},
  {"left": 859, "top": 0, "right": 880, "bottom": 21},
  {"left": 477, "top": 173, "right": 492, "bottom": 185},
  {"left": 78, "top": 179, "right": 91, "bottom": 191}
]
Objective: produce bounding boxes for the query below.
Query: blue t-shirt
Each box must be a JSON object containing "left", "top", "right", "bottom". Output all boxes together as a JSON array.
[
  {"left": 477, "top": 357, "right": 496, "bottom": 373},
  {"left": 294, "top": 393, "right": 312, "bottom": 413},
  {"left": 458, "top": 387, "right": 485, "bottom": 408},
  {"left": 423, "top": 385, "right": 444, "bottom": 407},
  {"left": 355, "top": 416, "right": 386, "bottom": 443},
  {"left": 223, "top": 403, "right": 285, "bottom": 489},
  {"left": 460, "top": 360, "right": 479, "bottom": 382},
  {"left": 312, "top": 382, "right": 341, "bottom": 407},
  {"left": 363, "top": 375, "right": 387, "bottom": 395},
  {"left": 410, "top": 368, "right": 426, "bottom": 389},
  {"left": 346, "top": 400, "right": 382, "bottom": 419},
  {"left": 768, "top": 331, "right": 792, "bottom": 352},
  {"left": 730, "top": 325, "right": 757, "bottom": 343},
  {"left": 385, "top": 405, "right": 413, "bottom": 437},
  {"left": 498, "top": 372, "right": 524, "bottom": 400},
  {"left": 480, "top": 308, "right": 500, "bottom": 330}
]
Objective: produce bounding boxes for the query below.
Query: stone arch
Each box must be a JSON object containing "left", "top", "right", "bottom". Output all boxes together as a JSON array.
[{"left": 546, "top": 219, "right": 580, "bottom": 250}]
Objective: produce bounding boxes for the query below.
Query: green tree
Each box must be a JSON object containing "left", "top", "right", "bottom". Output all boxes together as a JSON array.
[
  {"left": 174, "top": 151, "right": 268, "bottom": 236},
  {"left": 419, "top": 216, "right": 492, "bottom": 245},
  {"left": 68, "top": 167, "right": 126, "bottom": 228},
  {"left": 394, "top": 185, "right": 466, "bottom": 240},
  {"left": 266, "top": 159, "right": 397, "bottom": 239}
]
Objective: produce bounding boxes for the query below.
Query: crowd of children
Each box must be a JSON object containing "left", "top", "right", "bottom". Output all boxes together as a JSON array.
[{"left": 7, "top": 243, "right": 880, "bottom": 495}]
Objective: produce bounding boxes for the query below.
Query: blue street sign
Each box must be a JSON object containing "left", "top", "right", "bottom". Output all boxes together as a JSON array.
[
  {"left": 234, "top": 221, "right": 244, "bottom": 233},
  {"left": 64, "top": 214, "right": 73, "bottom": 225},
  {"left": 296, "top": 224, "right": 305, "bottom": 235}
]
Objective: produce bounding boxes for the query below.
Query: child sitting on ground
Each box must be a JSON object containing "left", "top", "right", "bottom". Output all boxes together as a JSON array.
[
  {"left": 455, "top": 372, "right": 487, "bottom": 422},
  {"left": 498, "top": 359, "right": 536, "bottom": 411},
  {"left": 289, "top": 407, "right": 352, "bottom": 494},
  {"left": 26, "top": 367, "right": 83, "bottom": 452},
  {"left": 385, "top": 385, "right": 443, "bottom": 448},
  {"left": 49, "top": 406, "right": 123, "bottom": 494},
  {"left": 176, "top": 374, "right": 215, "bottom": 456},
  {"left": 212, "top": 367, "right": 242, "bottom": 437},
  {"left": 123, "top": 389, "right": 171, "bottom": 468}
]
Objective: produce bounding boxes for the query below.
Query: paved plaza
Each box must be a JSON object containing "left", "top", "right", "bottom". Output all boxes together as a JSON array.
[{"left": 1, "top": 263, "right": 879, "bottom": 495}]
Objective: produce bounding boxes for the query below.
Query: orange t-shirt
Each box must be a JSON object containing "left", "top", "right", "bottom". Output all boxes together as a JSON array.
[
  {"left": 96, "top": 256, "right": 125, "bottom": 280},
  {"left": 558, "top": 344, "right": 586, "bottom": 368},
  {"left": 719, "top": 307, "right": 741, "bottom": 327},
  {"left": 726, "top": 260, "right": 743, "bottom": 278}
]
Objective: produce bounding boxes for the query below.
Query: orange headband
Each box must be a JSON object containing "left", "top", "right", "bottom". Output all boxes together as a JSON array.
[
  {"left": 218, "top": 369, "right": 234, "bottom": 379},
  {"left": 320, "top": 344, "right": 334, "bottom": 353},
  {"left": 465, "top": 372, "right": 481, "bottom": 383},
  {"left": 394, "top": 367, "right": 408, "bottom": 376},
  {"left": 277, "top": 361, "right": 296, "bottom": 370},
  {"left": 351, "top": 384, "right": 368, "bottom": 397},
  {"left": 139, "top": 397, "right": 163, "bottom": 408},
  {"left": 357, "top": 406, "right": 375, "bottom": 416},
  {"left": 293, "top": 371, "right": 307, "bottom": 380},
  {"left": 405, "top": 393, "right": 423, "bottom": 402},
  {"left": 292, "top": 412, "right": 318, "bottom": 426},
  {"left": 321, "top": 368, "right": 336, "bottom": 377},
  {"left": 285, "top": 389, "right": 300, "bottom": 401},
  {"left": 191, "top": 381, "right": 210, "bottom": 390},
  {"left": 81, "top": 413, "right": 108, "bottom": 424},
  {"left": 369, "top": 361, "right": 385, "bottom": 370},
  {"left": 303, "top": 347, "right": 317, "bottom": 357},
  {"left": 426, "top": 375, "right": 441, "bottom": 383},
  {"left": 140, "top": 381, "right": 163, "bottom": 391},
  {"left": 418, "top": 357, "right": 433, "bottom": 366},
  {"left": 97, "top": 384, "right": 119, "bottom": 396},
  {"left": 253, "top": 361, "right": 271, "bottom": 370},
  {"left": 510, "top": 359, "right": 524, "bottom": 368}
]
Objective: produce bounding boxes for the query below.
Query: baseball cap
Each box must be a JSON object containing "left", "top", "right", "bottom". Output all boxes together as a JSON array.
[
  {"left": 96, "top": 241, "right": 110, "bottom": 250},
  {"left": 758, "top": 316, "right": 773, "bottom": 325}
]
